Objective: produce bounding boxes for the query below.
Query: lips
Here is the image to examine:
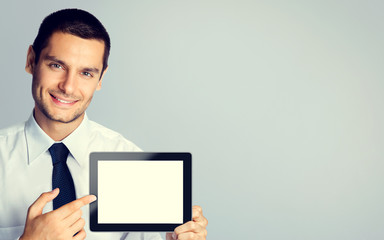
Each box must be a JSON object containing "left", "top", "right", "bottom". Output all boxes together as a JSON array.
[{"left": 50, "top": 94, "right": 78, "bottom": 105}]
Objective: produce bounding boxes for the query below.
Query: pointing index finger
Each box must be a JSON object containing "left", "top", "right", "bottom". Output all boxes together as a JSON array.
[
  {"left": 73, "top": 195, "right": 97, "bottom": 208},
  {"left": 55, "top": 195, "right": 97, "bottom": 218}
]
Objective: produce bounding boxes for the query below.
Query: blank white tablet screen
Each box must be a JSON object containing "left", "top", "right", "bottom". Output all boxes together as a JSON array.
[{"left": 98, "top": 161, "right": 183, "bottom": 223}]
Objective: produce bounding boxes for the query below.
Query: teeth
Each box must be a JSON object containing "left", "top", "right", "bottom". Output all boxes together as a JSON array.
[{"left": 54, "top": 96, "right": 74, "bottom": 104}]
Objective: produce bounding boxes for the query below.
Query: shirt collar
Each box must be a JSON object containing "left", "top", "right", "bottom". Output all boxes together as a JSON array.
[
  {"left": 61, "top": 114, "right": 90, "bottom": 167},
  {"left": 25, "top": 113, "right": 90, "bottom": 166}
]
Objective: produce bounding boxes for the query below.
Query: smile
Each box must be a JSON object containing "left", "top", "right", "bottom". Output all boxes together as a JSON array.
[{"left": 50, "top": 94, "right": 78, "bottom": 104}]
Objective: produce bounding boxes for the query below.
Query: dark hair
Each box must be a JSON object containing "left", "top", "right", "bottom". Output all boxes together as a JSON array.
[{"left": 32, "top": 8, "right": 111, "bottom": 74}]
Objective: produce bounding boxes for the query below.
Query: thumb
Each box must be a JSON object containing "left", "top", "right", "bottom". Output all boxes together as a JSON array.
[{"left": 27, "top": 188, "right": 60, "bottom": 219}]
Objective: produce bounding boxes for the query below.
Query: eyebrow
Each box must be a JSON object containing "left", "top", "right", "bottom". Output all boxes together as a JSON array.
[
  {"left": 83, "top": 67, "right": 100, "bottom": 74},
  {"left": 44, "top": 55, "right": 100, "bottom": 74},
  {"left": 44, "top": 55, "right": 66, "bottom": 66}
]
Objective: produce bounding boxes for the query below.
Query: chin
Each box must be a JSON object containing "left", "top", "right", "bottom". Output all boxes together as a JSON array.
[
  {"left": 53, "top": 114, "right": 83, "bottom": 124},
  {"left": 43, "top": 109, "right": 84, "bottom": 124}
]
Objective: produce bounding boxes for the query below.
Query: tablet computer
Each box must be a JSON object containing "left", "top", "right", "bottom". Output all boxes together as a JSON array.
[{"left": 89, "top": 152, "right": 192, "bottom": 232}]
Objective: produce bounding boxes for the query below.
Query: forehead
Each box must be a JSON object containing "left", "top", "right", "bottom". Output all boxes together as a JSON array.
[{"left": 40, "top": 32, "right": 105, "bottom": 68}]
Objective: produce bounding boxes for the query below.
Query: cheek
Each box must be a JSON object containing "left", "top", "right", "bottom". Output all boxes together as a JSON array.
[
  {"left": 79, "top": 82, "right": 100, "bottom": 99},
  {"left": 31, "top": 72, "right": 43, "bottom": 95},
  {"left": 32, "top": 68, "right": 53, "bottom": 90}
]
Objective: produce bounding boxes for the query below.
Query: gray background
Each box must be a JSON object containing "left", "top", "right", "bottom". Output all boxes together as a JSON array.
[{"left": 1, "top": 1, "right": 384, "bottom": 239}]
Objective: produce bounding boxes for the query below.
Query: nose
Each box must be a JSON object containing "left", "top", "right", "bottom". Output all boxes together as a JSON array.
[{"left": 58, "top": 71, "right": 77, "bottom": 94}]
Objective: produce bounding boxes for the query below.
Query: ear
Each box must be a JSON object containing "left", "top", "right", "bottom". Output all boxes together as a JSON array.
[
  {"left": 25, "top": 45, "right": 36, "bottom": 74},
  {"left": 96, "top": 66, "right": 108, "bottom": 91}
]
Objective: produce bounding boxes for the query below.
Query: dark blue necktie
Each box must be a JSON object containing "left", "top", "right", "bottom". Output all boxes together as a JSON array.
[{"left": 49, "top": 143, "right": 76, "bottom": 210}]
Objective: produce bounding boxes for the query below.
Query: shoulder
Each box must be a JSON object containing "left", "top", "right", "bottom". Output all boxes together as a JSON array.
[
  {"left": 0, "top": 122, "right": 26, "bottom": 161},
  {"left": 87, "top": 120, "right": 142, "bottom": 152},
  {"left": 0, "top": 121, "right": 25, "bottom": 141}
]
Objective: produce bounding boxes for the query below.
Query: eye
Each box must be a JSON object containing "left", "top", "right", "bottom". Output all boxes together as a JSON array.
[
  {"left": 81, "top": 72, "right": 93, "bottom": 78},
  {"left": 50, "top": 63, "right": 63, "bottom": 69}
]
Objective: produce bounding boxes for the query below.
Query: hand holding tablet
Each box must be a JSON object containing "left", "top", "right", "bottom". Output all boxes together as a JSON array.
[{"left": 167, "top": 205, "right": 208, "bottom": 240}]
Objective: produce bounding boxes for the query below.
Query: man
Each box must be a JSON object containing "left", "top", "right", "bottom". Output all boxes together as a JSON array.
[{"left": 0, "top": 9, "right": 208, "bottom": 240}]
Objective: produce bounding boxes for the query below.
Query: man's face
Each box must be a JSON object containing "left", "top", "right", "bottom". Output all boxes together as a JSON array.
[{"left": 26, "top": 32, "right": 106, "bottom": 124}]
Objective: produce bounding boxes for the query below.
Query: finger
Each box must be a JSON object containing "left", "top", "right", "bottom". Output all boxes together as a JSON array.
[
  {"left": 63, "top": 209, "right": 83, "bottom": 228},
  {"left": 177, "top": 232, "right": 196, "bottom": 240},
  {"left": 174, "top": 221, "right": 204, "bottom": 235},
  {"left": 69, "top": 218, "right": 86, "bottom": 236},
  {"left": 27, "top": 188, "right": 60, "bottom": 219},
  {"left": 55, "top": 195, "right": 96, "bottom": 218},
  {"left": 178, "top": 229, "right": 208, "bottom": 240},
  {"left": 192, "top": 206, "right": 208, "bottom": 227},
  {"left": 72, "top": 228, "right": 86, "bottom": 240},
  {"left": 192, "top": 205, "right": 203, "bottom": 221}
]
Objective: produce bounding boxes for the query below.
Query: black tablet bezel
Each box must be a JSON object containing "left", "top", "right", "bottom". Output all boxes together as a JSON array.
[{"left": 89, "top": 152, "right": 192, "bottom": 232}]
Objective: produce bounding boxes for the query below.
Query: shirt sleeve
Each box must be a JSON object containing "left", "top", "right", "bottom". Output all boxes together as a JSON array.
[{"left": 0, "top": 226, "right": 24, "bottom": 240}]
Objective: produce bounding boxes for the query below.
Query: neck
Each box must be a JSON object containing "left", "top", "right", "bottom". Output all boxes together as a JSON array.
[{"left": 33, "top": 108, "right": 84, "bottom": 141}]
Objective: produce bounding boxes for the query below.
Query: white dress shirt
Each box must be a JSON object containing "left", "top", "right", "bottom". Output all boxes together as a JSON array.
[{"left": 0, "top": 114, "right": 163, "bottom": 240}]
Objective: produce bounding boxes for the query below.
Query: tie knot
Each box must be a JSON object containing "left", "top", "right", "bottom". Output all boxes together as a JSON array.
[{"left": 49, "top": 143, "right": 69, "bottom": 165}]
